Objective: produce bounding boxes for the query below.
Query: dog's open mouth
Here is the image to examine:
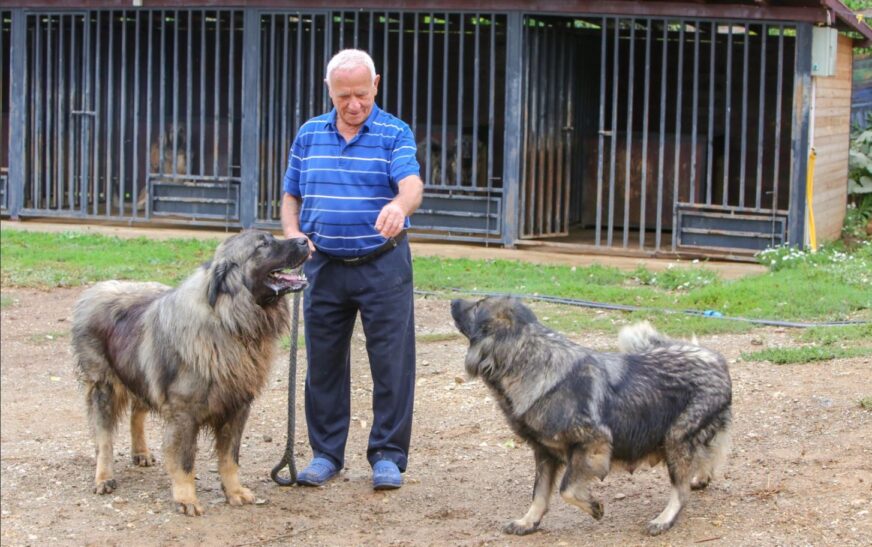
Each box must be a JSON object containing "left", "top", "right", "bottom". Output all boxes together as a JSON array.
[{"left": 266, "top": 267, "right": 308, "bottom": 294}]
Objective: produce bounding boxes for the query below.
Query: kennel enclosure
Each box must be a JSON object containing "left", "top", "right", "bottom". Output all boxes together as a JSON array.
[{"left": 2, "top": 1, "right": 869, "bottom": 259}]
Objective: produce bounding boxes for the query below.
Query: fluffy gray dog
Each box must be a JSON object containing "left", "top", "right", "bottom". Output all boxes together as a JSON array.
[
  {"left": 451, "top": 296, "right": 732, "bottom": 536},
  {"left": 72, "top": 230, "right": 309, "bottom": 516}
]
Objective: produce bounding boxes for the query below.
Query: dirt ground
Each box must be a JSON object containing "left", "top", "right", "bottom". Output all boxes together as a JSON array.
[{"left": 1, "top": 286, "right": 871, "bottom": 547}]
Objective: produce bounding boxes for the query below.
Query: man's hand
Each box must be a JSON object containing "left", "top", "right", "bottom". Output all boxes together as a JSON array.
[
  {"left": 285, "top": 230, "right": 315, "bottom": 255},
  {"left": 280, "top": 193, "right": 314, "bottom": 255},
  {"left": 375, "top": 175, "right": 422, "bottom": 238},
  {"left": 375, "top": 202, "right": 406, "bottom": 238}
]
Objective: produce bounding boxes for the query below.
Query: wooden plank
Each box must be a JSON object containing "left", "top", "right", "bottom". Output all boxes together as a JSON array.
[
  {"left": 814, "top": 96, "right": 852, "bottom": 107},
  {"left": 815, "top": 158, "right": 850, "bottom": 173},
  {"left": 813, "top": 184, "right": 849, "bottom": 200},
  {"left": 813, "top": 183, "right": 849, "bottom": 200},
  {"left": 815, "top": 106, "right": 852, "bottom": 117},
  {"left": 813, "top": 132, "right": 850, "bottom": 145},
  {"left": 815, "top": 115, "right": 852, "bottom": 130},
  {"left": 815, "top": 81, "right": 852, "bottom": 92},
  {"left": 813, "top": 141, "right": 851, "bottom": 158}
]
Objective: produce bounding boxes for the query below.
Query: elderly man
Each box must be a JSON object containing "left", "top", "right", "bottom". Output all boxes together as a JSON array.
[{"left": 281, "top": 49, "right": 424, "bottom": 490}]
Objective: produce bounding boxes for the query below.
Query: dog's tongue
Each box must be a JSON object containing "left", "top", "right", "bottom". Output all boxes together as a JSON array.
[
  {"left": 267, "top": 269, "right": 308, "bottom": 293},
  {"left": 272, "top": 272, "right": 300, "bottom": 283}
]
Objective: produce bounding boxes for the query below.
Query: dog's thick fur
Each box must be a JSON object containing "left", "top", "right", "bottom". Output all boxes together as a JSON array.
[
  {"left": 71, "top": 231, "right": 309, "bottom": 516},
  {"left": 451, "top": 297, "right": 732, "bottom": 536}
]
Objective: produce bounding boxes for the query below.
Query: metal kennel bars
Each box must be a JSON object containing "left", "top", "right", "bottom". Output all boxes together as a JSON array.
[
  {"left": 2, "top": 6, "right": 815, "bottom": 256},
  {"left": 1, "top": 11, "right": 10, "bottom": 210},
  {"left": 519, "top": 16, "right": 801, "bottom": 253},
  {"left": 254, "top": 11, "right": 507, "bottom": 241},
  {"left": 11, "top": 10, "right": 245, "bottom": 223},
  {"left": 2, "top": 8, "right": 508, "bottom": 241}
]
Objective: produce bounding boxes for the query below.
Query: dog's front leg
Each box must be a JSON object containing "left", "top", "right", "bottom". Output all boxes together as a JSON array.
[
  {"left": 215, "top": 407, "right": 256, "bottom": 506},
  {"left": 163, "top": 414, "right": 203, "bottom": 516},
  {"left": 559, "top": 438, "right": 611, "bottom": 521},
  {"left": 504, "top": 447, "right": 559, "bottom": 535}
]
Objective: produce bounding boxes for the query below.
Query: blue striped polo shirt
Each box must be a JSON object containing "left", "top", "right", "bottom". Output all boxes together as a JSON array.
[{"left": 282, "top": 104, "right": 420, "bottom": 257}]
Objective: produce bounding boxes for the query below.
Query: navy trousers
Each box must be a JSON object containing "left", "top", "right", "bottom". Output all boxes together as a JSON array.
[{"left": 301, "top": 239, "right": 416, "bottom": 472}]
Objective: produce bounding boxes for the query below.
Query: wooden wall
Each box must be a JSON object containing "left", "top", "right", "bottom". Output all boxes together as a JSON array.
[{"left": 811, "top": 33, "right": 853, "bottom": 242}]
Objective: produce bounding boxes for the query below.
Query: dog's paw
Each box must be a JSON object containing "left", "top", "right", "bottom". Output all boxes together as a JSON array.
[
  {"left": 589, "top": 500, "right": 604, "bottom": 520},
  {"left": 225, "top": 487, "right": 256, "bottom": 506},
  {"left": 690, "top": 476, "right": 710, "bottom": 490},
  {"left": 502, "top": 520, "right": 540, "bottom": 536},
  {"left": 646, "top": 519, "right": 674, "bottom": 536},
  {"left": 93, "top": 479, "right": 117, "bottom": 495},
  {"left": 176, "top": 500, "right": 205, "bottom": 517},
  {"left": 132, "top": 452, "right": 156, "bottom": 467}
]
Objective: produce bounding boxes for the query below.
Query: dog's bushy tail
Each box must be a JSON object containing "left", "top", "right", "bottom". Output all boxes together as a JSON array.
[{"left": 617, "top": 321, "right": 673, "bottom": 353}]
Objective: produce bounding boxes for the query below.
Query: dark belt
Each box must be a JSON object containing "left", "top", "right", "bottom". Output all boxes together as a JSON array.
[{"left": 320, "top": 230, "right": 406, "bottom": 267}]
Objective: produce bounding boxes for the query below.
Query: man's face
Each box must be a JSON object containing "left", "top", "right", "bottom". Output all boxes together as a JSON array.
[{"left": 328, "top": 65, "right": 380, "bottom": 130}]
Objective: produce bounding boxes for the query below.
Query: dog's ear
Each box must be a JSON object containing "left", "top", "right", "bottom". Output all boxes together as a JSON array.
[
  {"left": 478, "top": 298, "right": 535, "bottom": 337},
  {"left": 207, "top": 259, "right": 236, "bottom": 307}
]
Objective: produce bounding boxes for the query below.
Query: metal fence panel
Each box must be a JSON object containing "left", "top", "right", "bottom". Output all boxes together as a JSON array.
[
  {"left": 254, "top": 11, "right": 508, "bottom": 242},
  {"left": 13, "top": 9, "right": 244, "bottom": 225},
  {"left": 519, "top": 17, "right": 576, "bottom": 239},
  {"left": 569, "top": 17, "right": 797, "bottom": 254},
  {"left": 4, "top": 8, "right": 807, "bottom": 256},
  {"left": 1, "top": 10, "right": 10, "bottom": 210}
]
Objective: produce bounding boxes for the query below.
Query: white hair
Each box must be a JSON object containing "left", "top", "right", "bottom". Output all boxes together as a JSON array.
[{"left": 325, "top": 49, "right": 377, "bottom": 86}]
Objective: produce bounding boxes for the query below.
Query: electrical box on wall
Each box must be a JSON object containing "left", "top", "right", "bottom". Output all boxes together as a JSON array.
[{"left": 811, "top": 27, "right": 838, "bottom": 77}]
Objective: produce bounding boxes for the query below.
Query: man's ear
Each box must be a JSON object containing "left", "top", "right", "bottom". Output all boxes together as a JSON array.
[{"left": 207, "top": 259, "right": 236, "bottom": 308}]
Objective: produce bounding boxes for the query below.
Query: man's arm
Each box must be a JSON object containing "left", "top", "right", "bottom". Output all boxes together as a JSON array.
[
  {"left": 375, "top": 174, "right": 424, "bottom": 238},
  {"left": 281, "top": 193, "right": 315, "bottom": 252}
]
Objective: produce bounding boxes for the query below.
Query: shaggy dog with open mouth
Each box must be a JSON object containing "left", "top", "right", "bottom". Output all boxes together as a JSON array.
[
  {"left": 451, "top": 296, "right": 732, "bottom": 536},
  {"left": 71, "top": 230, "right": 309, "bottom": 516}
]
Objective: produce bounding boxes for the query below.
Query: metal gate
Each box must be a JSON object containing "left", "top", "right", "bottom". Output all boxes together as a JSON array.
[
  {"left": 520, "top": 16, "right": 797, "bottom": 255},
  {"left": 519, "top": 20, "right": 576, "bottom": 239},
  {"left": 254, "top": 11, "right": 508, "bottom": 242},
  {"left": 593, "top": 17, "right": 796, "bottom": 254},
  {"left": 20, "top": 13, "right": 93, "bottom": 217},
  {"left": 255, "top": 11, "right": 330, "bottom": 225},
  {"left": 15, "top": 9, "right": 244, "bottom": 225},
  {"left": 1, "top": 10, "right": 10, "bottom": 210}
]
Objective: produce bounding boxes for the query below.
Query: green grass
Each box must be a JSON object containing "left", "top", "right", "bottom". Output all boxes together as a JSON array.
[
  {"left": 525, "top": 304, "right": 754, "bottom": 339},
  {"left": 27, "top": 331, "right": 68, "bottom": 345},
  {"left": 0, "top": 230, "right": 220, "bottom": 287},
  {"left": 2, "top": 229, "right": 871, "bottom": 340},
  {"left": 279, "top": 334, "right": 306, "bottom": 351},
  {"left": 630, "top": 265, "right": 719, "bottom": 291},
  {"left": 0, "top": 294, "right": 13, "bottom": 309},
  {"left": 740, "top": 346, "right": 872, "bottom": 364},
  {"left": 798, "top": 323, "right": 872, "bottom": 346},
  {"left": 417, "top": 332, "right": 463, "bottom": 343},
  {"left": 859, "top": 397, "right": 872, "bottom": 411}
]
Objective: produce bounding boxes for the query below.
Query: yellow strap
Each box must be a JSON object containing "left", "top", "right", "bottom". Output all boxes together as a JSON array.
[{"left": 806, "top": 149, "right": 817, "bottom": 252}]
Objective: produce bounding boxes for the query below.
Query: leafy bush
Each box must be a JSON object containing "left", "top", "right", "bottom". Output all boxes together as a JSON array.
[{"left": 844, "top": 115, "right": 872, "bottom": 240}]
